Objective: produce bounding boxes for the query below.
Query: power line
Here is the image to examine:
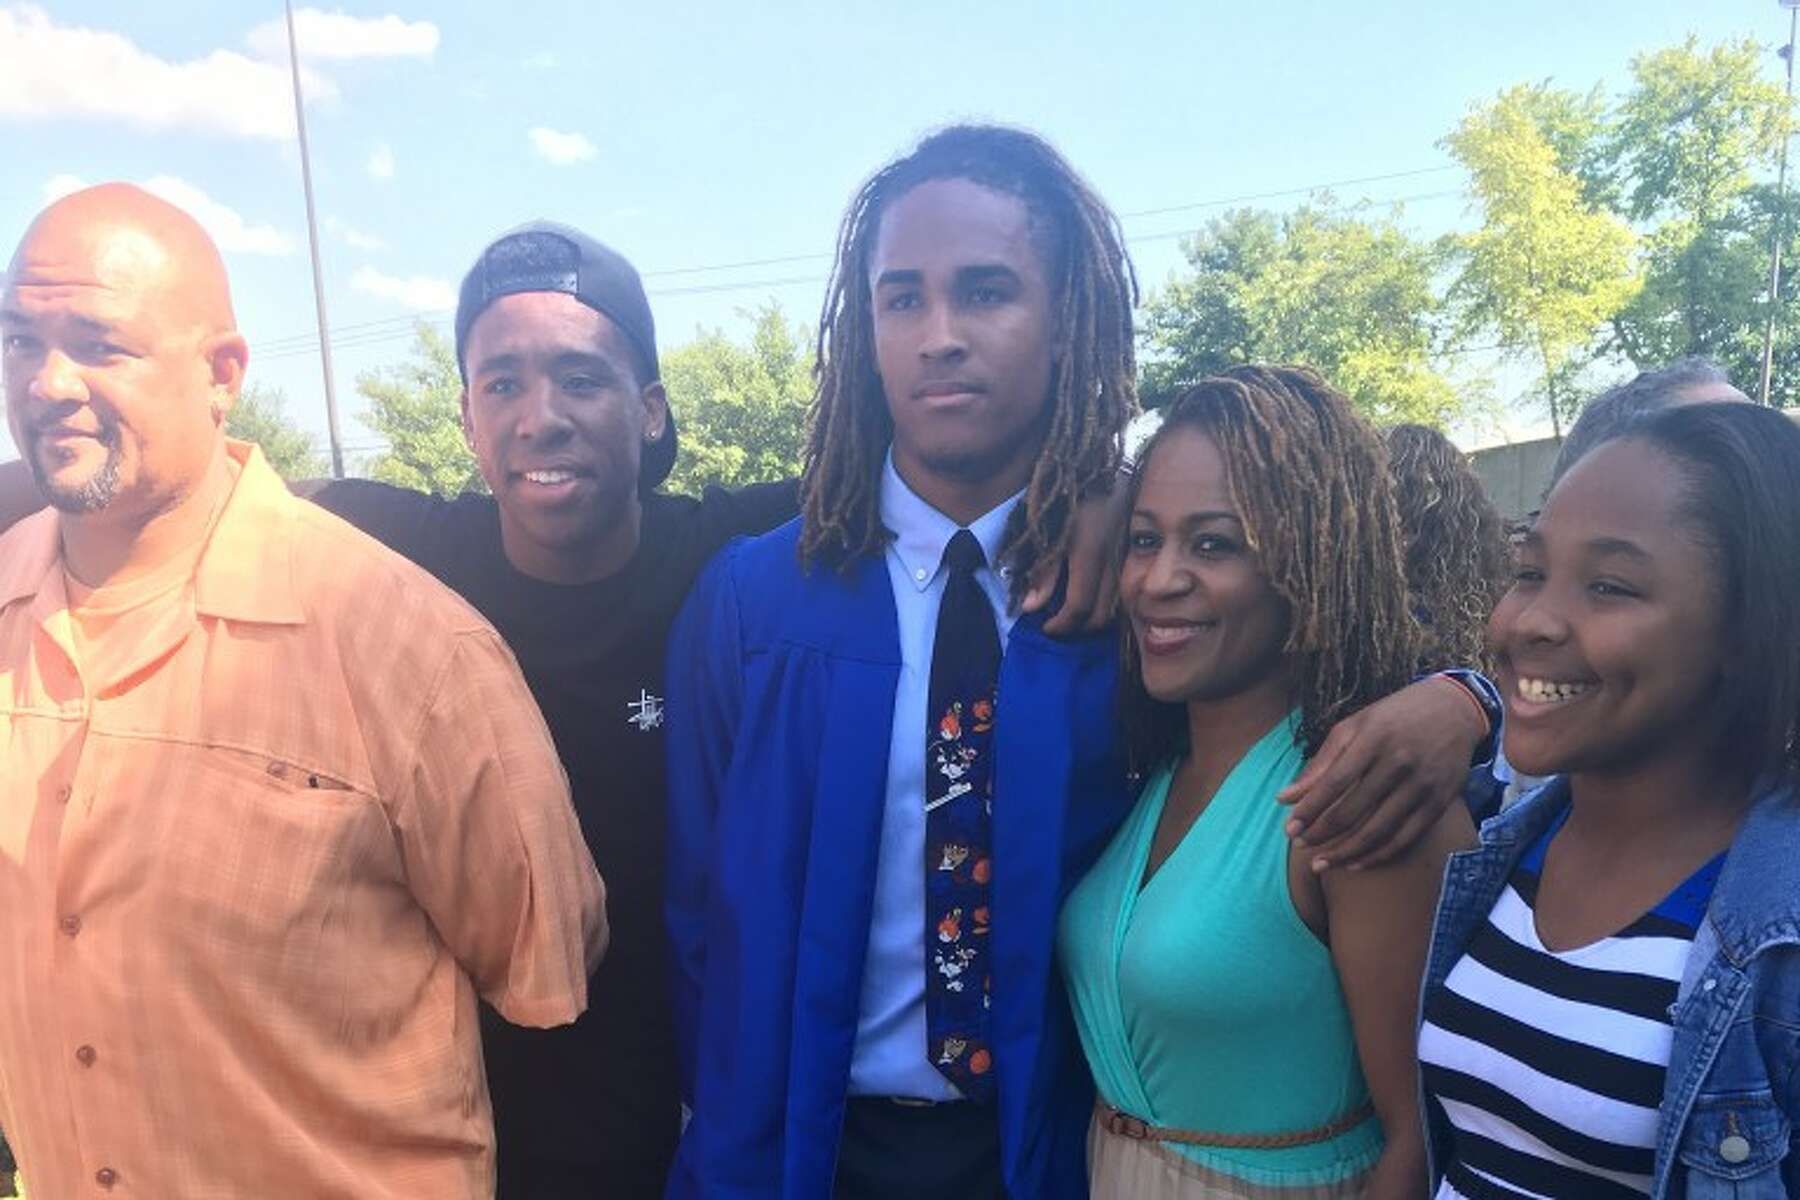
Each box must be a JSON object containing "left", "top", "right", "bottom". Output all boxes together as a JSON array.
[
  {"left": 304, "top": 333, "right": 1613, "bottom": 464},
  {"left": 261, "top": 316, "right": 417, "bottom": 353},
  {"left": 255, "top": 165, "right": 1462, "bottom": 352},
  {"left": 1124, "top": 189, "right": 1465, "bottom": 245},
  {"left": 257, "top": 183, "right": 1469, "bottom": 364},
  {"left": 1117, "top": 166, "right": 1458, "bottom": 220},
  {"left": 612, "top": 166, "right": 1466, "bottom": 279}
]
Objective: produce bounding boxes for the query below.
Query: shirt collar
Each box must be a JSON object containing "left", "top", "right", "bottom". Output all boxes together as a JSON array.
[
  {"left": 0, "top": 440, "right": 305, "bottom": 624},
  {"left": 0, "top": 508, "right": 60, "bottom": 612},
  {"left": 191, "top": 440, "right": 306, "bottom": 625},
  {"left": 879, "top": 449, "right": 1023, "bottom": 593}
]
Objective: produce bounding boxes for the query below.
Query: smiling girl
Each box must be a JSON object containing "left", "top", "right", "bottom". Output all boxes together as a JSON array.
[{"left": 1417, "top": 401, "right": 1800, "bottom": 1199}]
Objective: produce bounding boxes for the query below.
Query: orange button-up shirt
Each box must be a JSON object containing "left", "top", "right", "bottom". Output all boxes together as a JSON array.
[{"left": 0, "top": 442, "right": 606, "bottom": 1198}]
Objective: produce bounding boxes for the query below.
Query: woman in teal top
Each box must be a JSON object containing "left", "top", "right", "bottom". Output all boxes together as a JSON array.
[{"left": 1059, "top": 366, "right": 1472, "bottom": 1199}]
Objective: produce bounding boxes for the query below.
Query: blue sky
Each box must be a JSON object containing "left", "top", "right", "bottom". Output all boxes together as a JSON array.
[{"left": 0, "top": 0, "right": 1783, "bottom": 463}]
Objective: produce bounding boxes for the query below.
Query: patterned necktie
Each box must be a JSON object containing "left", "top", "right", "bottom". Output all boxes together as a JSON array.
[{"left": 924, "top": 529, "right": 1000, "bottom": 1101}]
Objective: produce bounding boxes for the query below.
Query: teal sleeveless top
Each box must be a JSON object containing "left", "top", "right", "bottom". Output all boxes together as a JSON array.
[{"left": 1057, "top": 714, "right": 1382, "bottom": 1187}]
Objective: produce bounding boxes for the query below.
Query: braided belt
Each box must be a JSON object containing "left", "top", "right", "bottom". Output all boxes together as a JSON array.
[{"left": 1099, "top": 1100, "right": 1376, "bottom": 1150}]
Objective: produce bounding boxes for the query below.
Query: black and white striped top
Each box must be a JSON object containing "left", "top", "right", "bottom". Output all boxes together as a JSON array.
[{"left": 1418, "top": 811, "right": 1724, "bottom": 1199}]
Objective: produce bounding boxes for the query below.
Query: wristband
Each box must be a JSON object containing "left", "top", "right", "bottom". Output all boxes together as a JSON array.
[
  {"left": 1436, "top": 672, "right": 1489, "bottom": 731},
  {"left": 1435, "top": 668, "right": 1503, "bottom": 767}
]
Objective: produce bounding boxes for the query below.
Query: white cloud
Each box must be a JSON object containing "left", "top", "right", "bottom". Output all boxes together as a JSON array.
[
  {"left": 40, "top": 173, "right": 295, "bottom": 256},
  {"left": 143, "top": 177, "right": 295, "bottom": 255},
  {"left": 529, "top": 126, "right": 596, "bottom": 166},
  {"left": 523, "top": 51, "right": 557, "bottom": 70},
  {"left": 245, "top": 9, "right": 439, "bottom": 61},
  {"left": 0, "top": 4, "right": 334, "bottom": 141},
  {"left": 367, "top": 142, "right": 395, "bottom": 180},
  {"left": 324, "top": 215, "right": 387, "bottom": 251},
  {"left": 352, "top": 266, "right": 454, "bottom": 311},
  {"left": 41, "top": 173, "right": 85, "bottom": 204}
]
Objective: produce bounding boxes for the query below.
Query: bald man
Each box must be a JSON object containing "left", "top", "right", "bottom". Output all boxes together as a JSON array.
[
  {"left": 0, "top": 185, "right": 606, "bottom": 1197},
  {"left": 1547, "top": 356, "right": 1751, "bottom": 488}
]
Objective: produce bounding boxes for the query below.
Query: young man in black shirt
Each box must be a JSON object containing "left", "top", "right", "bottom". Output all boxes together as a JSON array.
[{"left": 297, "top": 222, "right": 796, "bottom": 1197}]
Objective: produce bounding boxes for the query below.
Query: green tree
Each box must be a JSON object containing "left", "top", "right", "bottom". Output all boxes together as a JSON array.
[
  {"left": 1444, "top": 84, "right": 1643, "bottom": 436},
  {"left": 1139, "top": 208, "right": 1277, "bottom": 404},
  {"left": 1140, "top": 202, "right": 1463, "bottom": 426},
  {"left": 1611, "top": 37, "right": 1789, "bottom": 228},
  {"left": 1506, "top": 79, "right": 1615, "bottom": 205},
  {"left": 225, "top": 382, "right": 326, "bottom": 480},
  {"left": 660, "top": 301, "right": 812, "bottom": 494},
  {"left": 1604, "top": 37, "right": 1797, "bottom": 402},
  {"left": 1717, "top": 183, "right": 1800, "bottom": 407},
  {"left": 358, "top": 324, "right": 484, "bottom": 497}
]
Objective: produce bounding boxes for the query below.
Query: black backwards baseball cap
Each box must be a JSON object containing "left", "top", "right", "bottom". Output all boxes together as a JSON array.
[{"left": 454, "top": 220, "right": 676, "bottom": 491}]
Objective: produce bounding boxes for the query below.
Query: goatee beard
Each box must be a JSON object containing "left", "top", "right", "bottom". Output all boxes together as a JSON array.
[{"left": 30, "top": 436, "right": 123, "bottom": 514}]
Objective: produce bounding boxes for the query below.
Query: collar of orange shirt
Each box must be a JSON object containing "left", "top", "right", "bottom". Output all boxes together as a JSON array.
[{"left": 0, "top": 439, "right": 306, "bottom": 626}]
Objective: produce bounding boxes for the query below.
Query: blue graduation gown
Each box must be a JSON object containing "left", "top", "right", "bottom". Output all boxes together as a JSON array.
[{"left": 665, "top": 518, "right": 1133, "bottom": 1199}]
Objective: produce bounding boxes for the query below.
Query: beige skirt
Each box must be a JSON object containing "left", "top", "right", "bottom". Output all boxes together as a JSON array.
[{"left": 1086, "top": 1109, "right": 1371, "bottom": 1200}]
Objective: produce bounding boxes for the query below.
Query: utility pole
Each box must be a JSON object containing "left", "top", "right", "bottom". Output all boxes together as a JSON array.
[
  {"left": 284, "top": 0, "right": 346, "bottom": 476},
  {"left": 1758, "top": 0, "right": 1800, "bottom": 406}
]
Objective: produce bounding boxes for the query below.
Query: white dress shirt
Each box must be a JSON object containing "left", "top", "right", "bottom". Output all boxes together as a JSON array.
[{"left": 846, "top": 452, "right": 1022, "bottom": 1100}]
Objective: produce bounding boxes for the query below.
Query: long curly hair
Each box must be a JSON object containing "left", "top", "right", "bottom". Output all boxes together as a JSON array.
[
  {"left": 799, "top": 124, "right": 1139, "bottom": 588},
  {"left": 1121, "top": 366, "right": 1417, "bottom": 771},
  {"left": 1383, "top": 423, "right": 1511, "bottom": 674}
]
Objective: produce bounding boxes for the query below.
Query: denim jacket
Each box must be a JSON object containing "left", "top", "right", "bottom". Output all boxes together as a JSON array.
[{"left": 1421, "top": 775, "right": 1800, "bottom": 1199}]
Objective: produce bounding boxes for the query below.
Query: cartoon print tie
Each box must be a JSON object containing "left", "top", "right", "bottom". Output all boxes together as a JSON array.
[{"left": 925, "top": 529, "right": 999, "bottom": 1101}]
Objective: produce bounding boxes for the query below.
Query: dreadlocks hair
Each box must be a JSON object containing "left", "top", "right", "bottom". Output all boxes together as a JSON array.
[
  {"left": 1120, "top": 365, "right": 1418, "bottom": 773},
  {"left": 1383, "top": 423, "right": 1510, "bottom": 676},
  {"left": 799, "top": 124, "right": 1139, "bottom": 588}
]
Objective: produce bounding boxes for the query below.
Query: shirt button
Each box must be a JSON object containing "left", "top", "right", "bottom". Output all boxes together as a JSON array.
[
  {"left": 915, "top": 568, "right": 928, "bottom": 582},
  {"left": 1702, "top": 978, "right": 1717, "bottom": 992},
  {"left": 95, "top": 1166, "right": 118, "bottom": 1188},
  {"left": 60, "top": 914, "right": 82, "bottom": 937},
  {"left": 56, "top": 785, "right": 72, "bottom": 804},
  {"left": 1720, "top": 1134, "right": 1752, "bottom": 1164},
  {"left": 75, "top": 1044, "right": 96, "bottom": 1067}
]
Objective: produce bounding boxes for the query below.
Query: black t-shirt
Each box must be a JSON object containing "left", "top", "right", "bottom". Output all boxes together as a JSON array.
[{"left": 301, "top": 478, "right": 799, "bottom": 1184}]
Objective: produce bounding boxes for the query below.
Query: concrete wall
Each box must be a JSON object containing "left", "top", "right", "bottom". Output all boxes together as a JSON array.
[
  {"left": 1468, "top": 409, "right": 1800, "bottom": 518},
  {"left": 1468, "top": 437, "right": 1561, "bottom": 519}
]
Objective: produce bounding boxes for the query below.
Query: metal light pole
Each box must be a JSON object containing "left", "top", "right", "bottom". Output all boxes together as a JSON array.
[
  {"left": 1758, "top": 0, "right": 1800, "bottom": 407},
  {"left": 284, "top": 0, "right": 346, "bottom": 476}
]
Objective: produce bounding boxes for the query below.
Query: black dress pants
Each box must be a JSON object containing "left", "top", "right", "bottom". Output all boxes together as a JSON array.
[
  {"left": 832, "top": 1096, "right": 1005, "bottom": 1199},
  {"left": 495, "top": 1154, "right": 668, "bottom": 1199}
]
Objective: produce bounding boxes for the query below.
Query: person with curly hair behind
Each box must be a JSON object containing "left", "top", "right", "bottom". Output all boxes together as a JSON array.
[
  {"left": 1059, "top": 366, "right": 1473, "bottom": 1199},
  {"left": 1385, "top": 423, "right": 1519, "bottom": 821},
  {"left": 1383, "top": 424, "right": 1510, "bottom": 677}
]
